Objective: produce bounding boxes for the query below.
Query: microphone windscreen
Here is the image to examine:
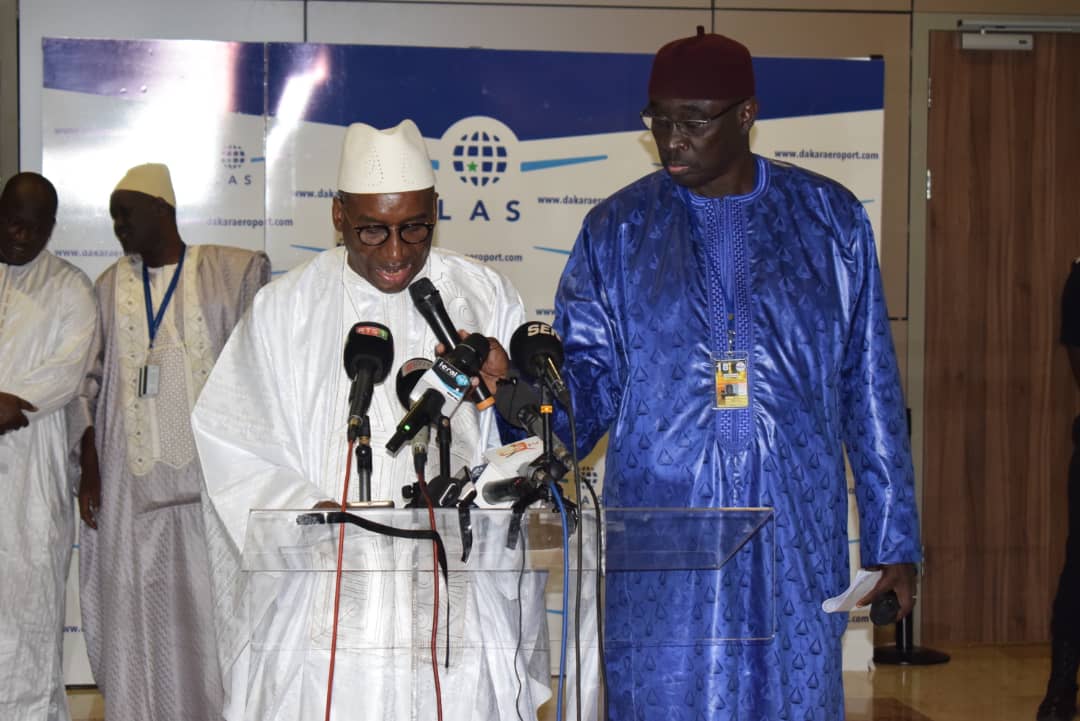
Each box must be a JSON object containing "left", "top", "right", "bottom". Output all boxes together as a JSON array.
[
  {"left": 343, "top": 322, "right": 394, "bottom": 383},
  {"left": 396, "top": 357, "right": 434, "bottom": 409},
  {"left": 450, "top": 333, "right": 491, "bottom": 376},
  {"left": 408, "top": 277, "right": 437, "bottom": 307},
  {"left": 495, "top": 377, "right": 540, "bottom": 430},
  {"left": 509, "top": 322, "right": 564, "bottom": 380}
]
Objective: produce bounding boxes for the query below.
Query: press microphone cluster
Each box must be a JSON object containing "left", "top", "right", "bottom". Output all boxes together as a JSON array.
[
  {"left": 385, "top": 333, "right": 490, "bottom": 455},
  {"left": 472, "top": 321, "right": 577, "bottom": 509}
]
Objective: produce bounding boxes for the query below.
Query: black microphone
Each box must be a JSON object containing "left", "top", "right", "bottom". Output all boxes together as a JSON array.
[
  {"left": 409, "top": 332, "right": 490, "bottom": 406},
  {"left": 386, "top": 389, "right": 445, "bottom": 455},
  {"left": 409, "top": 277, "right": 494, "bottom": 409},
  {"left": 481, "top": 475, "right": 530, "bottom": 506},
  {"left": 870, "top": 591, "right": 901, "bottom": 626},
  {"left": 395, "top": 357, "right": 434, "bottom": 462},
  {"left": 343, "top": 322, "right": 393, "bottom": 441},
  {"left": 509, "top": 321, "right": 571, "bottom": 407},
  {"left": 495, "top": 377, "right": 573, "bottom": 469}
]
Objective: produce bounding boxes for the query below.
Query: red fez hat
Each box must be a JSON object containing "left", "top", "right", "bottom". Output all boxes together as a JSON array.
[{"left": 648, "top": 26, "right": 755, "bottom": 101}]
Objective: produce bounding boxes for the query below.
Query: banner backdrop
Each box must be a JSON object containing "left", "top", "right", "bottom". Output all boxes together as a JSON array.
[{"left": 42, "top": 38, "right": 886, "bottom": 685}]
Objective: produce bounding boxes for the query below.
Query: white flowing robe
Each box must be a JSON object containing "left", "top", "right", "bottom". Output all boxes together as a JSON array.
[
  {"left": 0, "top": 251, "right": 97, "bottom": 721},
  {"left": 192, "top": 246, "right": 551, "bottom": 721},
  {"left": 76, "top": 245, "right": 269, "bottom": 721}
]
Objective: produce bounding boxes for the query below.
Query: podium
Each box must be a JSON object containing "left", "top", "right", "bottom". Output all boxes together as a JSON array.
[{"left": 240, "top": 507, "right": 774, "bottom": 721}]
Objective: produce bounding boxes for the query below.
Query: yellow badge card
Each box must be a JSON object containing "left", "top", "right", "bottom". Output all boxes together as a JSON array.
[{"left": 713, "top": 353, "right": 749, "bottom": 410}]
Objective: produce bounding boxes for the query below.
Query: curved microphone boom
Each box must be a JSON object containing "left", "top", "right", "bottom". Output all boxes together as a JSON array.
[
  {"left": 343, "top": 322, "right": 394, "bottom": 442},
  {"left": 409, "top": 277, "right": 494, "bottom": 408},
  {"left": 387, "top": 334, "right": 490, "bottom": 455},
  {"left": 509, "top": 321, "right": 571, "bottom": 407}
]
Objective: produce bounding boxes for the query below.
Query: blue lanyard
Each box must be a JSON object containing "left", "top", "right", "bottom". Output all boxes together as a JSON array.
[
  {"left": 716, "top": 211, "right": 737, "bottom": 353},
  {"left": 142, "top": 245, "right": 186, "bottom": 348}
]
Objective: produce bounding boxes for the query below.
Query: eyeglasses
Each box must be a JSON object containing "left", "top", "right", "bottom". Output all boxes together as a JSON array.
[
  {"left": 640, "top": 97, "right": 749, "bottom": 137},
  {"left": 340, "top": 206, "right": 435, "bottom": 247}
]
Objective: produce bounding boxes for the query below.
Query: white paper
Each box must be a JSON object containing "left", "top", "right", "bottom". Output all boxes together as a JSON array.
[{"left": 822, "top": 568, "right": 882, "bottom": 613}]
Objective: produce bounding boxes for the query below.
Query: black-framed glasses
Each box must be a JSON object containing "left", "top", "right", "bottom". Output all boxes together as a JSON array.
[
  {"left": 340, "top": 206, "right": 435, "bottom": 247},
  {"left": 640, "top": 97, "right": 749, "bottom": 137}
]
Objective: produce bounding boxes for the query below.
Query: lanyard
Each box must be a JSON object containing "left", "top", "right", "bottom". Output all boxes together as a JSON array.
[
  {"left": 142, "top": 245, "right": 186, "bottom": 348},
  {"left": 718, "top": 233, "right": 737, "bottom": 354}
]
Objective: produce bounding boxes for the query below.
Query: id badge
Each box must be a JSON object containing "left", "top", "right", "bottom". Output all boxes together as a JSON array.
[
  {"left": 713, "top": 352, "right": 749, "bottom": 410},
  {"left": 138, "top": 364, "right": 161, "bottom": 398}
]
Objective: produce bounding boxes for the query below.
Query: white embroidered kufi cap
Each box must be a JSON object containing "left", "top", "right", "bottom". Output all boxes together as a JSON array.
[
  {"left": 337, "top": 119, "right": 435, "bottom": 194},
  {"left": 113, "top": 163, "right": 176, "bottom": 207}
]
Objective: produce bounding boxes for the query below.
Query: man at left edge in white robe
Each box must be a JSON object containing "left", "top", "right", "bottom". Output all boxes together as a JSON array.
[{"left": 0, "top": 172, "right": 99, "bottom": 721}]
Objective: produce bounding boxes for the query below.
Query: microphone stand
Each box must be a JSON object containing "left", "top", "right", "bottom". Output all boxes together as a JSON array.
[
  {"left": 539, "top": 383, "right": 555, "bottom": 466},
  {"left": 348, "top": 416, "right": 393, "bottom": 508},
  {"left": 437, "top": 414, "right": 452, "bottom": 486},
  {"left": 404, "top": 413, "right": 459, "bottom": 508},
  {"left": 353, "top": 416, "right": 373, "bottom": 504},
  {"left": 533, "top": 384, "right": 575, "bottom": 526}
]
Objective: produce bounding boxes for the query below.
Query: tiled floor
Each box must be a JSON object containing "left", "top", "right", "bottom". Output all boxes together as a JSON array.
[{"left": 67, "top": 643, "right": 1060, "bottom": 720}]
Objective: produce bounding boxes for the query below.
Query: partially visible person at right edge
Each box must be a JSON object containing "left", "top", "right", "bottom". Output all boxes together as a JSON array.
[{"left": 1038, "top": 258, "right": 1080, "bottom": 721}]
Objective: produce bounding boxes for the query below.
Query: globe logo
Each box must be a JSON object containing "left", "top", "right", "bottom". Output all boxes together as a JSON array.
[
  {"left": 221, "top": 145, "right": 246, "bottom": 169},
  {"left": 452, "top": 131, "right": 508, "bottom": 187}
]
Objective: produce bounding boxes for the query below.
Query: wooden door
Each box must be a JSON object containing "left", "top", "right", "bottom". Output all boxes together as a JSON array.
[{"left": 922, "top": 31, "right": 1080, "bottom": 644}]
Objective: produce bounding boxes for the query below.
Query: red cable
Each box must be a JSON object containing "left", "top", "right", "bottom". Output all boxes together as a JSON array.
[
  {"left": 324, "top": 438, "right": 355, "bottom": 721},
  {"left": 416, "top": 472, "right": 445, "bottom": 721}
]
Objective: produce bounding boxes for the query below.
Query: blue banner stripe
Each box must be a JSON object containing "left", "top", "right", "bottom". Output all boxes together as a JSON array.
[
  {"left": 42, "top": 39, "right": 884, "bottom": 142},
  {"left": 521, "top": 155, "right": 608, "bottom": 172},
  {"left": 270, "top": 45, "right": 883, "bottom": 140}
]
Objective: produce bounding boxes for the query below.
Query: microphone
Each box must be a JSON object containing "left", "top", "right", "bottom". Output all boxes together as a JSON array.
[
  {"left": 409, "top": 332, "right": 490, "bottom": 406},
  {"left": 870, "top": 591, "right": 901, "bottom": 626},
  {"left": 395, "top": 357, "right": 434, "bottom": 462},
  {"left": 473, "top": 436, "right": 563, "bottom": 508},
  {"left": 386, "top": 336, "right": 489, "bottom": 456},
  {"left": 494, "top": 377, "right": 573, "bottom": 469},
  {"left": 343, "top": 322, "right": 394, "bottom": 441},
  {"left": 509, "top": 321, "right": 571, "bottom": 407},
  {"left": 385, "top": 388, "right": 445, "bottom": 455},
  {"left": 481, "top": 476, "right": 530, "bottom": 507},
  {"left": 409, "top": 277, "right": 494, "bottom": 409}
]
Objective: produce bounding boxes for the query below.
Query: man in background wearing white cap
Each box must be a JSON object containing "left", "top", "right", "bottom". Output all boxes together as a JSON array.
[
  {"left": 191, "top": 120, "right": 549, "bottom": 720},
  {"left": 0, "top": 172, "right": 97, "bottom": 721},
  {"left": 71, "top": 163, "right": 270, "bottom": 721}
]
